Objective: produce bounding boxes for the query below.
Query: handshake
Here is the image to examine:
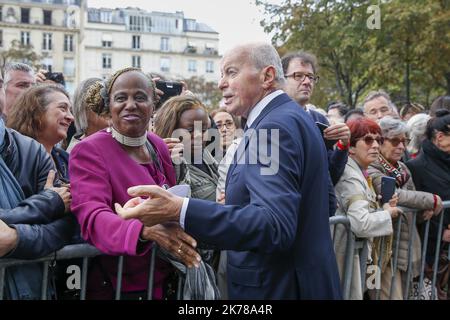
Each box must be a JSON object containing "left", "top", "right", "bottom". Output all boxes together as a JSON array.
[{"left": 115, "top": 184, "right": 201, "bottom": 268}]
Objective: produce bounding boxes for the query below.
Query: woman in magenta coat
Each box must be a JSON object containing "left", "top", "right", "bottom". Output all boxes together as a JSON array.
[{"left": 69, "top": 68, "right": 200, "bottom": 299}]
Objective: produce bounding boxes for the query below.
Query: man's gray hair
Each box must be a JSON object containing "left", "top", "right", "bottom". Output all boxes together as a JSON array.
[
  {"left": 4, "top": 62, "right": 34, "bottom": 85},
  {"left": 363, "top": 89, "right": 397, "bottom": 112},
  {"left": 248, "top": 43, "right": 286, "bottom": 85},
  {"left": 379, "top": 116, "right": 408, "bottom": 139},
  {"left": 72, "top": 77, "right": 102, "bottom": 134}
]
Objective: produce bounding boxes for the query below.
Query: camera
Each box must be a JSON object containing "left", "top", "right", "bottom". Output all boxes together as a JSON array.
[
  {"left": 155, "top": 80, "right": 183, "bottom": 108},
  {"left": 44, "top": 71, "right": 66, "bottom": 86}
]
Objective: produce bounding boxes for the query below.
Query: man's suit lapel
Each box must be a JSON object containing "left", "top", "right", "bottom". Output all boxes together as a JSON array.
[{"left": 225, "top": 93, "right": 291, "bottom": 184}]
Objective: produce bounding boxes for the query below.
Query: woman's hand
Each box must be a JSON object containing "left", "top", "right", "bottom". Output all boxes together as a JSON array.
[
  {"left": 0, "top": 219, "right": 18, "bottom": 257},
  {"left": 44, "top": 170, "right": 72, "bottom": 212},
  {"left": 141, "top": 222, "right": 201, "bottom": 268},
  {"left": 422, "top": 209, "right": 434, "bottom": 221},
  {"left": 216, "top": 192, "right": 225, "bottom": 204},
  {"left": 163, "top": 138, "right": 184, "bottom": 162},
  {"left": 383, "top": 193, "right": 402, "bottom": 218},
  {"left": 388, "top": 193, "right": 399, "bottom": 207}
]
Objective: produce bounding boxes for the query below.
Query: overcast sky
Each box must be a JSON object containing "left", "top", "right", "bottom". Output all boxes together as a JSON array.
[{"left": 88, "top": 0, "right": 279, "bottom": 54}]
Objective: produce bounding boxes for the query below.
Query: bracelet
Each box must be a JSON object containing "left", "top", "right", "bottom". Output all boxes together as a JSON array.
[
  {"left": 336, "top": 140, "right": 349, "bottom": 151},
  {"left": 433, "top": 194, "right": 438, "bottom": 211}
]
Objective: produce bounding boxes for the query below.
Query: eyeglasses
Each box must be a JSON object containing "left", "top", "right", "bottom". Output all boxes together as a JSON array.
[
  {"left": 385, "top": 137, "right": 410, "bottom": 147},
  {"left": 216, "top": 121, "right": 235, "bottom": 130},
  {"left": 284, "top": 72, "right": 320, "bottom": 84},
  {"left": 358, "top": 135, "right": 384, "bottom": 146}
]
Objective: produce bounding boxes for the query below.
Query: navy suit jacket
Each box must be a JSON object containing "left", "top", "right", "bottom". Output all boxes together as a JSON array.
[
  {"left": 307, "top": 109, "right": 348, "bottom": 185},
  {"left": 185, "top": 93, "right": 342, "bottom": 299}
]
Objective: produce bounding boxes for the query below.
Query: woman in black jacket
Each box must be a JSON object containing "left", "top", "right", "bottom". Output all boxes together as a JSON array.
[{"left": 406, "top": 109, "right": 450, "bottom": 298}]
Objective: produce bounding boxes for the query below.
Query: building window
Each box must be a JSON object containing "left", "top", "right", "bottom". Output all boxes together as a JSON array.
[
  {"left": 100, "top": 11, "right": 112, "bottom": 24},
  {"left": 129, "top": 16, "right": 151, "bottom": 32},
  {"left": 205, "top": 43, "right": 217, "bottom": 55},
  {"left": 132, "top": 35, "right": 140, "bottom": 50},
  {"left": 132, "top": 56, "right": 141, "bottom": 69},
  {"left": 43, "top": 10, "right": 52, "bottom": 25},
  {"left": 160, "top": 57, "right": 170, "bottom": 72},
  {"left": 186, "top": 42, "right": 197, "bottom": 54},
  {"left": 102, "top": 54, "right": 112, "bottom": 69},
  {"left": 206, "top": 61, "right": 214, "bottom": 73},
  {"left": 21, "top": 31, "right": 30, "bottom": 46},
  {"left": 0, "top": 30, "right": 3, "bottom": 47},
  {"left": 65, "top": 81, "right": 74, "bottom": 95},
  {"left": 64, "top": 34, "right": 73, "bottom": 52},
  {"left": 160, "top": 37, "right": 169, "bottom": 52},
  {"left": 21, "top": 8, "right": 30, "bottom": 24},
  {"left": 63, "top": 58, "right": 75, "bottom": 77},
  {"left": 102, "top": 41, "right": 112, "bottom": 48},
  {"left": 188, "top": 60, "right": 197, "bottom": 72},
  {"left": 0, "top": 6, "right": 3, "bottom": 22},
  {"left": 43, "top": 33, "right": 52, "bottom": 51},
  {"left": 42, "top": 57, "right": 53, "bottom": 73},
  {"left": 6, "top": 8, "right": 16, "bottom": 23}
]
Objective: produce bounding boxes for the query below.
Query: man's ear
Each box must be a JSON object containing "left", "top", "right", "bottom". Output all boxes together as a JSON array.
[{"left": 261, "top": 66, "right": 276, "bottom": 89}]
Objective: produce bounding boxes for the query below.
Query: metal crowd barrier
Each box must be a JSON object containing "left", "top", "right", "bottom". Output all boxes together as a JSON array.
[
  {"left": 329, "top": 216, "right": 355, "bottom": 300},
  {"left": 380, "top": 200, "right": 450, "bottom": 300},
  {"left": 0, "top": 243, "right": 183, "bottom": 300},
  {"left": 333, "top": 200, "right": 450, "bottom": 300},
  {"left": 1, "top": 201, "right": 449, "bottom": 300}
]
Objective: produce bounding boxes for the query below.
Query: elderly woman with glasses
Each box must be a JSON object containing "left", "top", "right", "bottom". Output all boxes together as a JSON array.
[
  {"left": 334, "top": 118, "right": 402, "bottom": 300},
  {"left": 368, "top": 116, "right": 442, "bottom": 299}
]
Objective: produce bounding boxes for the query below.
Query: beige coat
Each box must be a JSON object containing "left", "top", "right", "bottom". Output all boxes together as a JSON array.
[
  {"left": 368, "top": 159, "right": 434, "bottom": 277},
  {"left": 334, "top": 157, "right": 393, "bottom": 299}
]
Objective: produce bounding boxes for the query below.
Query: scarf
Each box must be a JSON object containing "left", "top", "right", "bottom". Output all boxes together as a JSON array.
[
  {"left": 361, "top": 167, "right": 393, "bottom": 272},
  {"left": 378, "top": 154, "right": 410, "bottom": 188}
]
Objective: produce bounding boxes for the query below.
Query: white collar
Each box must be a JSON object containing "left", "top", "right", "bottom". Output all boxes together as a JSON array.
[{"left": 246, "top": 90, "right": 284, "bottom": 128}]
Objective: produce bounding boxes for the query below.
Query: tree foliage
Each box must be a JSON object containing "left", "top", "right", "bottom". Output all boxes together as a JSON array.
[
  {"left": 256, "top": 0, "right": 450, "bottom": 109},
  {"left": 183, "top": 76, "right": 223, "bottom": 111},
  {"left": 0, "top": 40, "right": 42, "bottom": 72}
]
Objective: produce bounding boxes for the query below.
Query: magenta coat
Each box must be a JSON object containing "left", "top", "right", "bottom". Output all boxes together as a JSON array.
[{"left": 69, "top": 130, "right": 176, "bottom": 299}]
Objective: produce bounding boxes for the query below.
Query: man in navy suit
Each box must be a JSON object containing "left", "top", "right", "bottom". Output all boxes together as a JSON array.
[{"left": 116, "top": 42, "right": 342, "bottom": 300}]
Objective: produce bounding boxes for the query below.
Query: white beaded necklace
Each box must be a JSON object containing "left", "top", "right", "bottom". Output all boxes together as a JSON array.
[{"left": 109, "top": 126, "right": 147, "bottom": 147}]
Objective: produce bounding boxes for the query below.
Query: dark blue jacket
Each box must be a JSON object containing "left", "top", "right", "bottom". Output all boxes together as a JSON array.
[
  {"left": 185, "top": 94, "right": 342, "bottom": 299},
  {"left": 1, "top": 130, "right": 76, "bottom": 299},
  {"left": 307, "top": 109, "right": 348, "bottom": 185}
]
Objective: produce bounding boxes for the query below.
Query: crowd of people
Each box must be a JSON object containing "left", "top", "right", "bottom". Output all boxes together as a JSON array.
[{"left": 0, "top": 41, "right": 449, "bottom": 300}]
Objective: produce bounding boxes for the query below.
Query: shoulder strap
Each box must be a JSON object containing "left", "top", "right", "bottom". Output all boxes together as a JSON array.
[{"left": 145, "top": 140, "right": 164, "bottom": 176}]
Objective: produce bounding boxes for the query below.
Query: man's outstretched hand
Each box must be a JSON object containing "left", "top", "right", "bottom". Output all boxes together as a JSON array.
[{"left": 115, "top": 185, "right": 184, "bottom": 227}]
